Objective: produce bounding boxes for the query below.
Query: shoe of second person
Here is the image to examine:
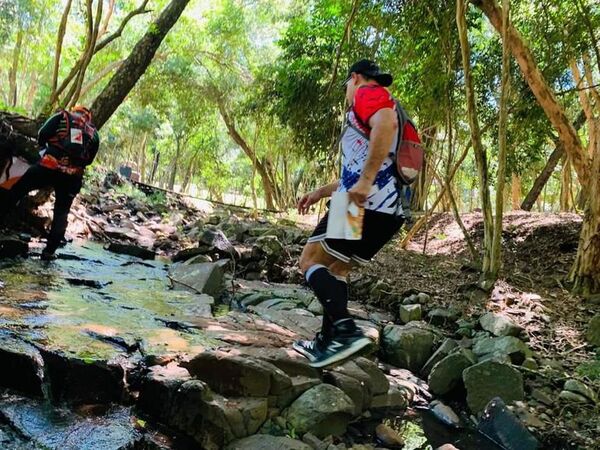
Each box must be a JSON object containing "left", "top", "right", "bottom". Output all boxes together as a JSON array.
[
  {"left": 292, "top": 331, "right": 329, "bottom": 359},
  {"left": 304, "top": 320, "right": 373, "bottom": 368}
]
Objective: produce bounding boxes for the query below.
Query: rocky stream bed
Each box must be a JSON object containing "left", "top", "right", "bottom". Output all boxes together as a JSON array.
[{"left": 0, "top": 174, "right": 597, "bottom": 449}]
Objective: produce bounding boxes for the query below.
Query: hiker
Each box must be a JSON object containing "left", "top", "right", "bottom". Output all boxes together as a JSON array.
[
  {"left": 294, "top": 60, "right": 418, "bottom": 368},
  {"left": 0, "top": 106, "right": 99, "bottom": 260}
]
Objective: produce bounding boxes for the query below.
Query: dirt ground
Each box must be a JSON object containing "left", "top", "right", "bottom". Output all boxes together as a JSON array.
[{"left": 364, "top": 211, "right": 599, "bottom": 448}]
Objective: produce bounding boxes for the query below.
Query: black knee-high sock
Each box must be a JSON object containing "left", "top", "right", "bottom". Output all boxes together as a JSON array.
[{"left": 306, "top": 265, "right": 352, "bottom": 331}]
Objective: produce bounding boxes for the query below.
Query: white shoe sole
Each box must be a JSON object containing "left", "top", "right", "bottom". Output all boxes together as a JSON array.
[{"left": 308, "top": 337, "right": 373, "bottom": 368}]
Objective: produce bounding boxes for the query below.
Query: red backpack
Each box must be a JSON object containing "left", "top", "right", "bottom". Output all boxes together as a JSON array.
[
  {"left": 48, "top": 110, "right": 97, "bottom": 167},
  {"left": 394, "top": 101, "right": 424, "bottom": 185}
]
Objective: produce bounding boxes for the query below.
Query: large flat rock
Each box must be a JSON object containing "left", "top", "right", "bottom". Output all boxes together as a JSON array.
[{"left": 0, "top": 396, "right": 141, "bottom": 449}]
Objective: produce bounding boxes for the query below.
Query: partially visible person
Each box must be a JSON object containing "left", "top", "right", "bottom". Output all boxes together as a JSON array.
[
  {"left": 294, "top": 60, "right": 405, "bottom": 368},
  {"left": 0, "top": 106, "right": 99, "bottom": 260}
]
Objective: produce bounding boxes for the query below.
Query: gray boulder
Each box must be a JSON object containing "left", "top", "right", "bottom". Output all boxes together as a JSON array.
[
  {"left": 472, "top": 336, "right": 529, "bottom": 365},
  {"left": 169, "top": 261, "right": 225, "bottom": 297},
  {"left": 480, "top": 312, "right": 523, "bottom": 337},
  {"left": 225, "top": 435, "right": 312, "bottom": 450},
  {"left": 382, "top": 323, "right": 439, "bottom": 373},
  {"left": 428, "top": 348, "right": 476, "bottom": 396},
  {"left": 463, "top": 360, "right": 524, "bottom": 413},
  {"left": 399, "top": 304, "right": 422, "bottom": 324},
  {"left": 427, "top": 308, "right": 460, "bottom": 326},
  {"left": 587, "top": 315, "right": 600, "bottom": 347},
  {"left": 421, "top": 338, "right": 459, "bottom": 377},
  {"left": 563, "top": 379, "right": 597, "bottom": 403},
  {"left": 283, "top": 384, "right": 354, "bottom": 438}
]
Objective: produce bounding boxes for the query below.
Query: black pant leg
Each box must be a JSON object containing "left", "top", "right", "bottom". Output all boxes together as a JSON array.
[
  {"left": 0, "top": 165, "right": 53, "bottom": 217},
  {"left": 46, "top": 173, "right": 82, "bottom": 253}
]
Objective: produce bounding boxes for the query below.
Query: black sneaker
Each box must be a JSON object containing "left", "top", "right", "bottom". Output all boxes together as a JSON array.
[
  {"left": 292, "top": 331, "right": 328, "bottom": 359},
  {"left": 306, "top": 320, "right": 373, "bottom": 368}
]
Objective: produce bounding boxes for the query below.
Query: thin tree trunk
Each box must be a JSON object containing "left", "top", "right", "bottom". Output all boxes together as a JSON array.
[
  {"left": 326, "top": 0, "right": 361, "bottom": 93},
  {"left": 458, "top": 0, "right": 494, "bottom": 279},
  {"left": 216, "top": 100, "right": 277, "bottom": 210},
  {"left": 78, "top": 60, "right": 123, "bottom": 102},
  {"left": 8, "top": 28, "right": 24, "bottom": 107},
  {"left": 91, "top": 0, "right": 190, "bottom": 129},
  {"left": 511, "top": 174, "right": 521, "bottom": 210},
  {"left": 401, "top": 141, "right": 472, "bottom": 248},
  {"left": 490, "top": 0, "right": 511, "bottom": 280},
  {"left": 169, "top": 138, "right": 181, "bottom": 191},
  {"left": 521, "top": 111, "right": 586, "bottom": 210},
  {"left": 474, "top": 0, "right": 590, "bottom": 187},
  {"left": 560, "top": 155, "right": 572, "bottom": 212},
  {"left": 52, "top": 0, "right": 72, "bottom": 95},
  {"left": 140, "top": 132, "right": 148, "bottom": 183}
]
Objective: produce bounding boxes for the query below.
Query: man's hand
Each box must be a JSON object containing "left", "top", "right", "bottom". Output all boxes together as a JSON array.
[
  {"left": 348, "top": 178, "right": 372, "bottom": 207},
  {"left": 297, "top": 190, "right": 322, "bottom": 215}
]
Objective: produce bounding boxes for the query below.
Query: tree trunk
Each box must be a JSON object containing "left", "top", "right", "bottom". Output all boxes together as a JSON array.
[
  {"left": 8, "top": 28, "right": 24, "bottom": 107},
  {"left": 474, "top": 0, "right": 590, "bottom": 187},
  {"left": 52, "top": 0, "right": 73, "bottom": 94},
  {"left": 560, "top": 155, "right": 572, "bottom": 212},
  {"left": 216, "top": 100, "right": 277, "bottom": 210},
  {"left": 511, "top": 174, "right": 521, "bottom": 210},
  {"left": 458, "top": 0, "right": 494, "bottom": 280},
  {"left": 490, "top": 0, "right": 511, "bottom": 280},
  {"left": 521, "top": 111, "right": 586, "bottom": 211},
  {"left": 140, "top": 132, "right": 148, "bottom": 183},
  {"left": 91, "top": 0, "right": 191, "bottom": 129},
  {"left": 169, "top": 138, "right": 181, "bottom": 191},
  {"left": 570, "top": 119, "right": 600, "bottom": 295}
]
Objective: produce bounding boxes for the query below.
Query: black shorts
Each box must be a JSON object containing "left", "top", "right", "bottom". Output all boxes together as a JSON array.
[{"left": 307, "top": 209, "right": 403, "bottom": 264}]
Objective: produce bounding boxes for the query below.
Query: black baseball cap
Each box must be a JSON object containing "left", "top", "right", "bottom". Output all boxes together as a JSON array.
[{"left": 343, "top": 59, "right": 393, "bottom": 87}]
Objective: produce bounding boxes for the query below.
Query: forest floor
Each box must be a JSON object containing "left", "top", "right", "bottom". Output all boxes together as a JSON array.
[{"left": 366, "top": 211, "right": 599, "bottom": 448}]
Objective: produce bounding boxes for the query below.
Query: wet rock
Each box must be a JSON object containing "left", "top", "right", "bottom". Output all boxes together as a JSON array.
[
  {"left": 558, "top": 390, "right": 590, "bottom": 403},
  {"left": 181, "top": 350, "right": 293, "bottom": 405},
  {"left": 477, "top": 397, "right": 539, "bottom": 450},
  {"left": 375, "top": 423, "right": 404, "bottom": 447},
  {"left": 381, "top": 323, "right": 438, "bottom": 373},
  {"left": 429, "top": 400, "right": 461, "bottom": 428},
  {"left": 472, "top": 336, "right": 529, "bottom": 365},
  {"left": 480, "top": 312, "right": 523, "bottom": 337},
  {"left": 105, "top": 242, "right": 155, "bottom": 260},
  {"left": 420, "top": 338, "right": 459, "bottom": 377},
  {"left": 283, "top": 384, "right": 355, "bottom": 438},
  {"left": 226, "top": 435, "right": 312, "bottom": 450},
  {"left": 0, "top": 237, "right": 28, "bottom": 258},
  {"left": 586, "top": 315, "right": 600, "bottom": 347},
  {"left": 563, "top": 379, "right": 597, "bottom": 403},
  {"left": 40, "top": 349, "right": 126, "bottom": 404},
  {"left": 428, "top": 348, "right": 476, "bottom": 396},
  {"left": 170, "top": 380, "right": 268, "bottom": 449},
  {"left": 463, "top": 361, "right": 524, "bottom": 413},
  {"left": 399, "top": 304, "right": 422, "bottom": 324},
  {"left": 0, "top": 396, "right": 141, "bottom": 449},
  {"left": 436, "top": 445, "right": 459, "bottom": 450},
  {"left": 169, "top": 261, "right": 225, "bottom": 297},
  {"left": 0, "top": 334, "right": 44, "bottom": 396},
  {"left": 138, "top": 363, "right": 191, "bottom": 421},
  {"left": 427, "top": 308, "right": 460, "bottom": 326}
]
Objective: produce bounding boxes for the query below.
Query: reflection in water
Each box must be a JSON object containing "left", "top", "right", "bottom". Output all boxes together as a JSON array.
[{"left": 0, "top": 241, "right": 218, "bottom": 361}]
